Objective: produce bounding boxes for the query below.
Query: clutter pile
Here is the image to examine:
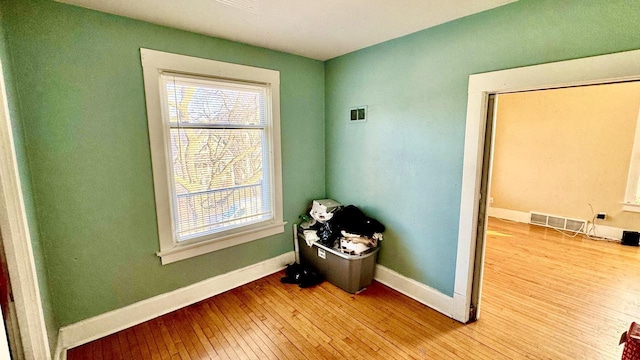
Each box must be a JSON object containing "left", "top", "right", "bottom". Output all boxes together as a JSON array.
[
  {"left": 300, "top": 200, "right": 385, "bottom": 255},
  {"left": 281, "top": 199, "right": 385, "bottom": 293}
]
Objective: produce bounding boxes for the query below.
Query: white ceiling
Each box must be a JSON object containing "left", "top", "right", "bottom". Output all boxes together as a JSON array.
[{"left": 56, "top": 0, "right": 516, "bottom": 61}]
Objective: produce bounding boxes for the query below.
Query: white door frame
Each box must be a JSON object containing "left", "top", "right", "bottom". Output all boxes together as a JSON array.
[
  {"left": 0, "top": 60, "right": 51, "bottom": 358},
  {"left": 452, "top": 48, "right": 640, "bottom": 323},
  {"left": 0, "top": 305, "right": 11, "bottom": 360}
]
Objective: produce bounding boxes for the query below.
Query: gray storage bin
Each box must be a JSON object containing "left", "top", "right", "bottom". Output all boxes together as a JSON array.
[{"left": 298, "top": 232, "right": 379, "bottom": 293}]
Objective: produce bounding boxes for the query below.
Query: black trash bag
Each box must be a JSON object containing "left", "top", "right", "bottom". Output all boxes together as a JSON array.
[
  {"left": 331, "top": 205, "right": 385, "bottom": 237},
  {"left": 280, "top": 263, "right": 323, "bottom": 288},
  {"left": 316, "top": 221, "right": 340, "bottom": 247}
]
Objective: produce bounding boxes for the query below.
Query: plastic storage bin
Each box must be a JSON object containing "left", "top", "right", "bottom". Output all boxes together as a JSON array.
[{"left": 298, "top": 232, "right": 379, "bottom": 293}]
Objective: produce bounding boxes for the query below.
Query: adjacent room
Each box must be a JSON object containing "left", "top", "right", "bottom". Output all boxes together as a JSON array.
[
  {"left": 481, "top": 82, "right": 640, "bottom": 358},
  {"left": 0, "top": 0, "right": 639, "bottom": 359}
]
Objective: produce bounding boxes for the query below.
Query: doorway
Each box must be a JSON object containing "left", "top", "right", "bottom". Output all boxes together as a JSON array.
[
  {"left": 460, "top": 80, "right": 640, "bottom": 358},
  {"left": 453, "top": 48, "right": 640, "bottom": 324}
]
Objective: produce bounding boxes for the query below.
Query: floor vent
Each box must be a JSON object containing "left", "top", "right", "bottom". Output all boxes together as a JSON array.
[{"left": 529, "top": 212, "right": 586, "bottom": 232}]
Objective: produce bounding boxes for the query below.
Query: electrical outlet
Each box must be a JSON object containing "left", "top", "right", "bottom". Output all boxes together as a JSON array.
[
  {"left": 596, "top": 212, "right": 607, "bottom": 220},
  {"left": 489, "top": 197, "right": 494, "bottom": 204}
]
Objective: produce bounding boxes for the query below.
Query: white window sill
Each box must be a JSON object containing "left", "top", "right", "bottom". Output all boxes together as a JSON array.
[
  {"left": 622, "top": 203, "right": 640, "bottom": 213},
  {"left": 157, "top": 222, "right": 286, "bottom": 265}
]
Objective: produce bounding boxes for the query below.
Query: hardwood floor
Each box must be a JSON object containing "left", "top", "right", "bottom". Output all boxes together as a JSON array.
[{"left": 68, "top": 218, "right": 640, "bottom": 359}]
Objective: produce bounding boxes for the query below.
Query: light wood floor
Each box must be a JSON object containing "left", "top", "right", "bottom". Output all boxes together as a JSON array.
[{"left": 68, "top": 219, "right": 640, "bottom": 359}]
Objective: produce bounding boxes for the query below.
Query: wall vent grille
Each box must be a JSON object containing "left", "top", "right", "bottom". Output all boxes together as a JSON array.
[{"left": 529, "top": 212, "right": 587, "bottom": 233}]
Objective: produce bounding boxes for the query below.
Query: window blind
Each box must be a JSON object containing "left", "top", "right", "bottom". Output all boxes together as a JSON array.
[{"left": 161, "top": 73, "right": 273, "bottom": 241}]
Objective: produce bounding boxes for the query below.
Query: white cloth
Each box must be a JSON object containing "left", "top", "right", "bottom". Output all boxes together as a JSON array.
[
  {"left": 303, "top": 230, "right": 319, "bottom": 247},
  {"left": 340, "top": 231, "right": 378, "bottom": 247},
  {"left": 339, "top": 237, "right": 371, "bottom": 255}
]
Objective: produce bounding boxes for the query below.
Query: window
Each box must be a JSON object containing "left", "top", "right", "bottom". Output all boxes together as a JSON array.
[
  {"left": 623, "top": 106, "right": 640, "bottom": 212},
  {"left": 141, "top": 49, "right": 284, "bottom": 264}
]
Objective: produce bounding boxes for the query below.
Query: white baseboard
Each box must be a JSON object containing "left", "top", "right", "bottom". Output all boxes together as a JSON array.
[
  {"left": 487, "top": 207, "right": 530, "bottom": 223},
  {"left": 488, "top": 207, "right": 624, "bottom": 240},
  {"left": 374, "top": 264, "right": 454, "bottom": 319},
  {"left": 588, "top": 224, "right": 624, "bottom": 240},
  {"left": 55, "top": 251, "right": 295, "bottom": 358},
  {"left": 55, "top": 252, "right": 461, "bottom": 359}
]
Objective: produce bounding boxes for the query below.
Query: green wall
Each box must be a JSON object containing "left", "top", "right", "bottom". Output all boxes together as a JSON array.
[
  {"left": 0, "top": 3, "right": 58, "bottom": 352},
  {"left": 2, "top": 0, "right": 325, "bottom": 327},
  {"left": 325, "top": 0, "right": 640, "bottom": 296},
  {"left": 5, "top": 0, "right": 640, "bottom": 347}
]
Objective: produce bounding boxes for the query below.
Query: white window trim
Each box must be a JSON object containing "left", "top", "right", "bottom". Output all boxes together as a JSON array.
[
  {"left": 140, "top": 49, "right": 285, "bottom": 264},
  {"left": 623, "top": 107, "right": 640, "bottom": 213}
]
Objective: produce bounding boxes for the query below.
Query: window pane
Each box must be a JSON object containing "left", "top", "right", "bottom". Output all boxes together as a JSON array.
[
  {"left": 164, "top": 75, "right": 266, "bottom": 126},
  {"left": 170, "top": 128, "right": 271, "bottom": 240}
]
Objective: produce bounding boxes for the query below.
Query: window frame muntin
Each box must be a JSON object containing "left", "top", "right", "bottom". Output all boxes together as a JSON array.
[{"left": 141, "top": 49, "right": 285, "bottom": 264}]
